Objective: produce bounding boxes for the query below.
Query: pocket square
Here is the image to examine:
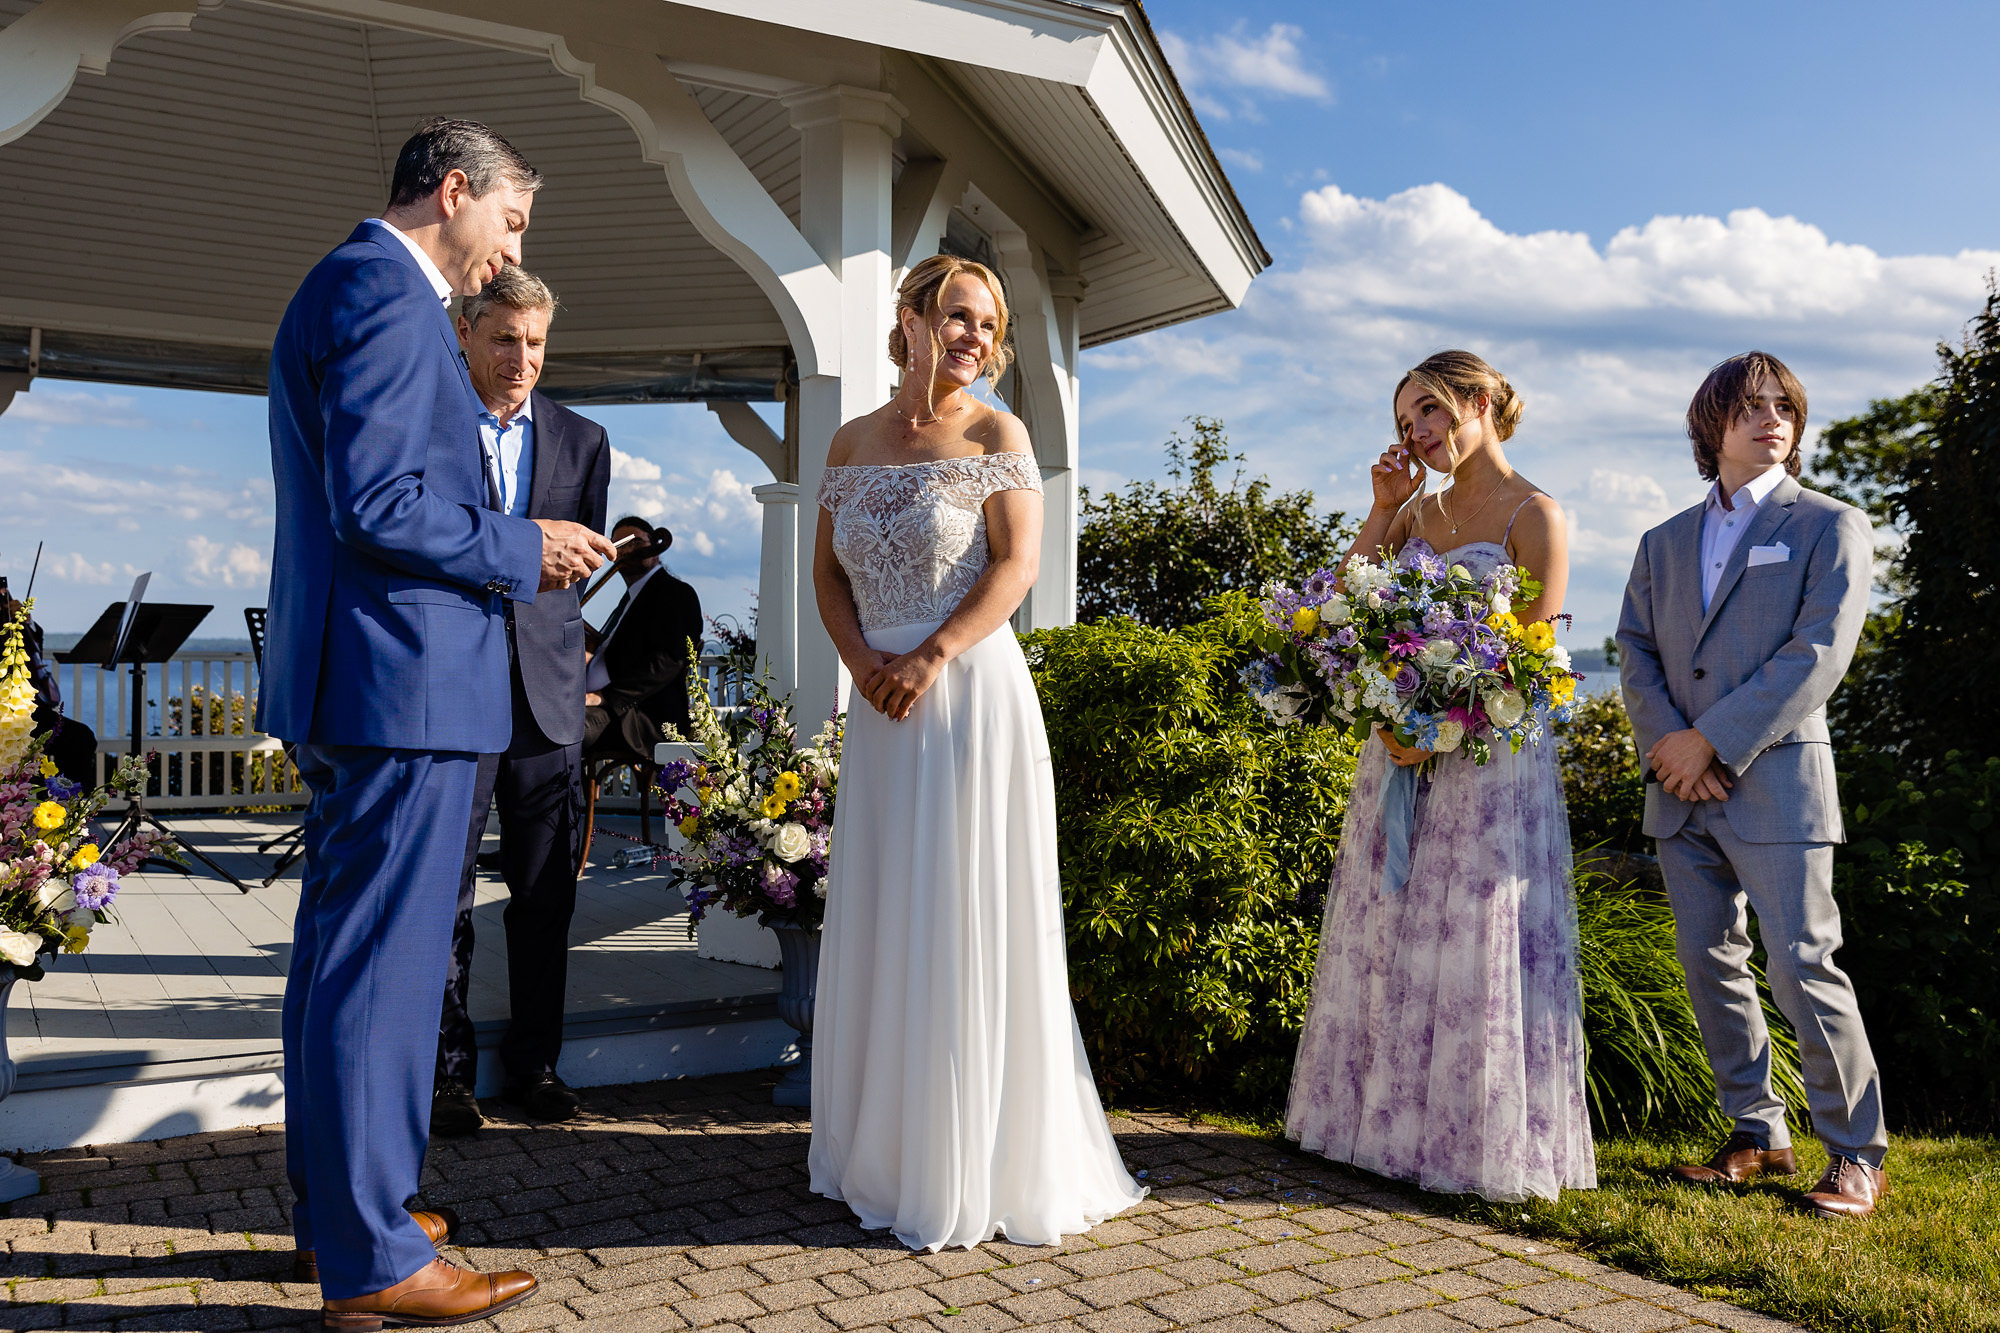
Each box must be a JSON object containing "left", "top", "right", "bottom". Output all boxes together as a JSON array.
[{"left": 1747, "top": 542, "right": 1790, "bottom": 567}]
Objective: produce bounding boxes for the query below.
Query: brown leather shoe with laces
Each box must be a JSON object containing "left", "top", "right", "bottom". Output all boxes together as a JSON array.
[
  {"left": 322, "top": 1257, "right": 535, "bottom": 1329},
  {"left": 292, "top": 1207, "right": 459, "bottom": 1285},
  {"left": 1803, "top": 1155, "right": 1886, "bottom": 1219},
  {"left": 1669, "top": 1131, "right": 1798, "bottom": 1185}
]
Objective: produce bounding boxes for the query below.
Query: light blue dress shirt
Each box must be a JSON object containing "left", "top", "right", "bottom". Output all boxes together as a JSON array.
[{"left": 479, "top": 395, "right": 536, "bottom": 518}]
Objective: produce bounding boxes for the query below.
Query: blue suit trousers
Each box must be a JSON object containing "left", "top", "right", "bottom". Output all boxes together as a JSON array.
[{"left": 285, "top": 743, "right": 479, "bottom": 1297}]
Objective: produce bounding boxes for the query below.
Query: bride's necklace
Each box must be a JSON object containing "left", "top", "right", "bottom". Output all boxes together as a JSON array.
[
  {"left": 1440, "top": 471, "right": 1513, "bottom": 534},
  {"left": 893, "top": 394, "right": 969, "bottom": 428}
]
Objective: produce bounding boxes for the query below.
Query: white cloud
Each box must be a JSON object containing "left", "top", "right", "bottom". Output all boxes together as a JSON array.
[
  {"left": 183, "top": 535, "right": 270, "bottom": 588},
  {"left": 1161, "top": 22, "right": 1330, "bottom": 126},
  {"left": 1078, "top": 182, "right": 2000, "bottom": 644},
  {"left": 609, "top": 447, "right": 661, "bottom": 482},
  {"left": 7, "top": 388, "right": 151, "bottom": 429},
  {"left": 41, "top": 552, "right": 126, "bottom": 585},
  {"left": 1217, "top": 147, "right": 1264, "bottom": 173}
]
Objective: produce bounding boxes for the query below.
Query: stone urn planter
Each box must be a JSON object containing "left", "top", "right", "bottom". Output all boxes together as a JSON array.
[
  {"left": 0, "top": 965, "right": 42, "bottom": 1203},
  {"left": 763, "top": 918, "right": 821, "bottom": 1109}
]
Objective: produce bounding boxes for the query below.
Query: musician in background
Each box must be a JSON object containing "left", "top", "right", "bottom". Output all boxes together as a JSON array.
[
  {"left": 0, "top": 578, "right": 98, "bottom": 787},
  {"left": 432, "top": 266, "right": 609, "bottom": 1136},
  {"left": 583, "top": 517, "right": 703, "bottom": 764}
]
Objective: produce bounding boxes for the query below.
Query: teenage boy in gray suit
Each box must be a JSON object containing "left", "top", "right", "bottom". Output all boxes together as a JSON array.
[{"left": 1618, "top": 351, "right": 1887, "bottom": 1219}]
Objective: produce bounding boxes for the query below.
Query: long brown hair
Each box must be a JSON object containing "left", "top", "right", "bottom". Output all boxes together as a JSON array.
[{"left": 1685, "top": 351, "right": 1808, "bottom": 482}]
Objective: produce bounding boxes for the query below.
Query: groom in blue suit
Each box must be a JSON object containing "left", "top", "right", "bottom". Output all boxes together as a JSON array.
[{"left": 260, "top": 118, "right": 613, "bottom": 1325}]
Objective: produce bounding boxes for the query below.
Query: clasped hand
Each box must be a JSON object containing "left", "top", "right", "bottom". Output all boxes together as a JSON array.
[
  {"left": 1646, "top": 727, "right": 1733, "bottom": 802},
  {"left": 535, "top": 520, "right": 618, "bottom": 591},
  {"left": 855, "top": 647, "right": 945, "bottom": 721},
  {"left": 1375, "top": 727, "right": 1433, "bottom": 768}
]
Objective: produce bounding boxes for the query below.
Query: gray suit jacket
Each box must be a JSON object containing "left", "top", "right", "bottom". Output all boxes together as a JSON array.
[
  {"left": 1616, "top": 474, "right": 1871, "bottom": 844},
  {"left": 512, "top": 390, "right": 611, "bottom": 747}
]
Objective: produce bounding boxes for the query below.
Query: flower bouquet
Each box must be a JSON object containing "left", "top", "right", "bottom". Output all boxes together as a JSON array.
[
  {"left": 653, "top": 646, "right": 841, "bottom": 932},
  {"left": 1241, "top": 548, "right": 1580, "bottom": 763},
  {"left": 0, "top": 599, "right": 180, "bottom": 980}
]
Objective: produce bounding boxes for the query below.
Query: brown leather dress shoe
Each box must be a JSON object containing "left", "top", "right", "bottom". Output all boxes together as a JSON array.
[
  {"left": 1803, "top": 1155, "right": 1886, "bottom": 1218},
  {"left": 322, "top": 1257, "right": 535, "bottom": 1329},
  {"left": 292, "top": 1207, "right": 460, "bottom": 1284},
  {"left": 1669, "top": 1131, "right": 1798, "bottom": 1184}
]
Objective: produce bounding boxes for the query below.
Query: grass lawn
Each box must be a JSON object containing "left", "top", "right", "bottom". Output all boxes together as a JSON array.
[{"left": 1193, "top": 1114, "right": 2000, "bottom": 1333}]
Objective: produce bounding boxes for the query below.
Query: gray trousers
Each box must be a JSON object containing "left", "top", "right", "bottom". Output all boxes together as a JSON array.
[{"left": 1656, "top": 803, "right": 1886, "bottom": 1165}]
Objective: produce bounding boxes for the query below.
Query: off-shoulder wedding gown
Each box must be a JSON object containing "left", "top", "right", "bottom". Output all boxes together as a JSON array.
[{"left": 808, "top": 452, "right": 1144, "bottom": 1251}]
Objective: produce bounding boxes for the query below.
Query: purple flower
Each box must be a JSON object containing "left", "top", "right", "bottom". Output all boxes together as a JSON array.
[
  {"left": 1392, "top": 664, "right": 1420, "bottom": 695},
  {"left": 659, "top": 759, "right": 697, "bottom": 791},
  {"left": 1302, "top": 569, "right": 1337, "bottom": 599},
  {"left": 1331, "top": 626, "right": 1359, "bottom": 649},
  {"left": 1385, "top": 631, "right": 1426, "bottom": 660},
  {"left": 1410, "top": 550, "right": 1446, "bottom": 580},
  {"left": 45, "top": 775, "right": 81, "bottom": 801},
  {"left": 72, "top": 862, "right": 120, "bottom": 912},
  {"left": 762, "top": 861, "right": 798, "bottom": 907}
]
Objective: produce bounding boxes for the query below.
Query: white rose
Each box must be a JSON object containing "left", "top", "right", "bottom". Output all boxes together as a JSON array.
[
  {"left": 1366, "top": 589, "right": 1386, "bottom": 610},
  {"left": 1323, "top": 596, "right": 1352, "bottom": 626},
  {"left": 772, "top": 822, "right": 812, "bottom": 863},
  {"left": 1487, "top": 688, "right": 1527, "bottom": 728},
  {"left": 1490, "top": 592, "right": 1510, "bottom": 613},
  {"left": 0, "top": 928, "right": 40, "bottom": 967},
  {"left": 1434, "top": 719, "right": 1465, "bottom": 753},
  {"left": 1422, "top": 639, "right": 1457, "bottom": 666},
  {"left": 33, "top": 879, "right": 75, "bottom": 915}
]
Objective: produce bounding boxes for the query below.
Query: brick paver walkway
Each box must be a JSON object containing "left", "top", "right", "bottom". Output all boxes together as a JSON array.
[{"left": 3, "top": 1071, "right": 1802, "bottom": 1332}]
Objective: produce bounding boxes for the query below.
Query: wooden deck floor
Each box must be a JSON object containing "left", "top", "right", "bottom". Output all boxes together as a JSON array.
[{"left": 6, "top": 810, "right": 782, "bottom": 1088}]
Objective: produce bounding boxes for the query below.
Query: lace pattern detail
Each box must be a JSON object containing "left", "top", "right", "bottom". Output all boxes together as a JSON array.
[{"left": 818, "top": 452, "right": 1043, "bottom": 632}]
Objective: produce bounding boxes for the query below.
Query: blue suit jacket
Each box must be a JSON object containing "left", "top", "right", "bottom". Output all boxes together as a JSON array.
[{"left": 258, "top": 222, "right": 544, "bottom": 752}]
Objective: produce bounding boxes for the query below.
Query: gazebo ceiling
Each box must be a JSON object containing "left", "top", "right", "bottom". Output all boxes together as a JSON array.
[{"left": 0, "top": 0, "right": 1266, "bottom": 403}]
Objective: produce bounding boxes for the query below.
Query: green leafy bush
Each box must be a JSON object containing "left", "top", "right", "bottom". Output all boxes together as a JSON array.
[
  {"left": 1557, "top": 692, "right": 1647, "bottom": 856},
  {"left": 1025, "top": 592, "right": 1355, "bottom": 1105},
  {"left": 1834, "top": 750, "right": 2000, "bottom": 1129}
]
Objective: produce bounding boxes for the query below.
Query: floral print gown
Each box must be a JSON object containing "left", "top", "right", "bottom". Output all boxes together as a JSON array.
[{"left": 1285, "top": 539, "right": 1597, "bottom": 1202}]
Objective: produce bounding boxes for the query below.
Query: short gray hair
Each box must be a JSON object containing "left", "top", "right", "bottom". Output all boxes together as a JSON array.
[
  {"left": 388, "top": 116, "right": 542, "bottom": 209},
  {"left": 463, "top": 266, "right": 558, "bottom": 329}
]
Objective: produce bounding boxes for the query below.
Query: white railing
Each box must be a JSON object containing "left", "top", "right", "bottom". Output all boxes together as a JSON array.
[{"left": 55, "top": 649, "right": 751, "bottom": 812}]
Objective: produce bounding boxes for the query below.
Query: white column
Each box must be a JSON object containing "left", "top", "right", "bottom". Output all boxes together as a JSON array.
[
  {"left": 753, "top": 482, "right": 800, "bottom": 701},
  {"left": 784, "top": 86, "right": 903, "bottom": 719}
]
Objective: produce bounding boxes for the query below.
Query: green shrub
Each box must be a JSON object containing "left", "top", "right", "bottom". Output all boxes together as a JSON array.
[
  {"left": 1024, "top": 592, "right": 1356, "bottom": 1106},
  {"left": 1557, "top": 692, "right": 1648, "bottom": 855},
  {"left": 1835, "top": 750, "right": 2000, "bottom": 1129}
]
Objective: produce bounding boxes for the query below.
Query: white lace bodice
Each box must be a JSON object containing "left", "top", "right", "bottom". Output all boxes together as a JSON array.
[{"left": 818, "top": 452, "right": 1043, "bottom": 632}]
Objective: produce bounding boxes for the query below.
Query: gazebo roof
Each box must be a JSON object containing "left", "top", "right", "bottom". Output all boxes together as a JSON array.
[{"left": 0, "top": 0, "right": 1266, "bottom": 404}]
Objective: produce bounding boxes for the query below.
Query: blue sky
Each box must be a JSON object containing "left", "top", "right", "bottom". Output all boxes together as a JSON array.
[{"left": 6, "top": 2, "right": 1998, "bottom": 650}]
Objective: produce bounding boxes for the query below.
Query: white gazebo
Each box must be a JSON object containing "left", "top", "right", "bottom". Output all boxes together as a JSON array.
[
  {"left": 0, "top": 0, "right": 1266, "bottom": 718},
  {"left": 0, "top": 0, "right": 1265, "bottom": 1147}
]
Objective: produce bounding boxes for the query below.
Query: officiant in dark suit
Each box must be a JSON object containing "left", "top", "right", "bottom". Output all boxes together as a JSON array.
[
  {"left": 583, "top": 516, "right": 704, "bottom": 764},
  {"left": 432, "top": 265, "right": 610, "bottom": 1136}
]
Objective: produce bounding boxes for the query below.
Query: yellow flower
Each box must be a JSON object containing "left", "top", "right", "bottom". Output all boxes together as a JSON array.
[
  {"left": 1485, "top": 611, "right": 1521, "bottom": 639},
  {"left": 678, "top": 814, "right": 700, "bottom": 838},
  {"left": 695, "top": 785, "right": 714, "bottom": 807},
  {"left": 761, "top": 793, "right": 787, "bottom": 819},
  {"left": 68, "top": 843, "right": 100, "bottom": 870},
  {"left": 31, "top": 801, "right": 64, "bottom": 831},
  {"left": 773, "top": 771, "right": 803, "bottom": 801},
  {"left": 63, "top": 925, "right": 90, "bottom": 954},
  {"left": 38, "top": 755, "right": 58, "bottom": 778},
  {"left": 1523, "top": 621, "right": 1555, "bottom": 653},
  {"left": 1292, "top": 606, "right": 1320, "bottom": 636},
  {"left": 1552, "top": 675, "right": 1577, "bottom": 703}
]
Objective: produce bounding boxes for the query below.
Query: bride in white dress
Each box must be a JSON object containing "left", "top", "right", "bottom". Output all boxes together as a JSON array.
[{"left": 808, "top": 254, "right": 1144, "bottom": 1251}]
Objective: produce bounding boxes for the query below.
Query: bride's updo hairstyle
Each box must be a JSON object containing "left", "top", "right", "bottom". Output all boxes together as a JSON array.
[
  {"left": 1392, "top": 350, "right": 1524, "bottom": 524},
  {"left": 888, "top": 253, "right": 1014, "bottom": 390}
]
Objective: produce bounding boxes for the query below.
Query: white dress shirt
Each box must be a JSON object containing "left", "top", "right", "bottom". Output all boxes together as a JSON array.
[
  {"left": 585, "top": 564, "right": 663, "bottom": 695},
  {"left": 365, "top": 218, "right": 451, "bottom": 303},
  {"left": 1699, "top": 465, "right": 1786, "bottom": 611},
  {"left": 479, "top": 395, "right": 536, "bottom": 518}
]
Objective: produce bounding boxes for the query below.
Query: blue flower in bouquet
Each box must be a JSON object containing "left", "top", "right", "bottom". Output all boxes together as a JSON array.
[
  {"left": 71, "top": 862, "right": 120, "bottom": 911},
  {"left": 1301, "top": 568, "right": 1338, "bottom": 600},
  {"left": 45, "top": 775, "right": 81, "bottom": 802}
]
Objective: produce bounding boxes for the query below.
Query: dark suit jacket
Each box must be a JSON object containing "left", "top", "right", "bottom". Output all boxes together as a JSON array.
[
  {"left": 259, "top": 220, "right": 541, "bottom": 751},
  {"left": 594, "top": 569, "right": 703, "bottom": 759},
  {"left": 512, "top": 391, "right": 610, "bottom": 746}
]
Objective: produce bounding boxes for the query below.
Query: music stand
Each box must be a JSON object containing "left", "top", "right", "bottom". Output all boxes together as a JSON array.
[{"left": 57, "top": 591, "right": 249, "bottom": 892}]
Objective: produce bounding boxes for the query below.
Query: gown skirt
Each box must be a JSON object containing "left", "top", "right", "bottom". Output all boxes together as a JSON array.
[
  {"left": 1284, "top": 736, "right": 1597, "bottom": 1202},
  {"left": 808, "top": 619, "right": 1146, "bottom": 1251}
]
